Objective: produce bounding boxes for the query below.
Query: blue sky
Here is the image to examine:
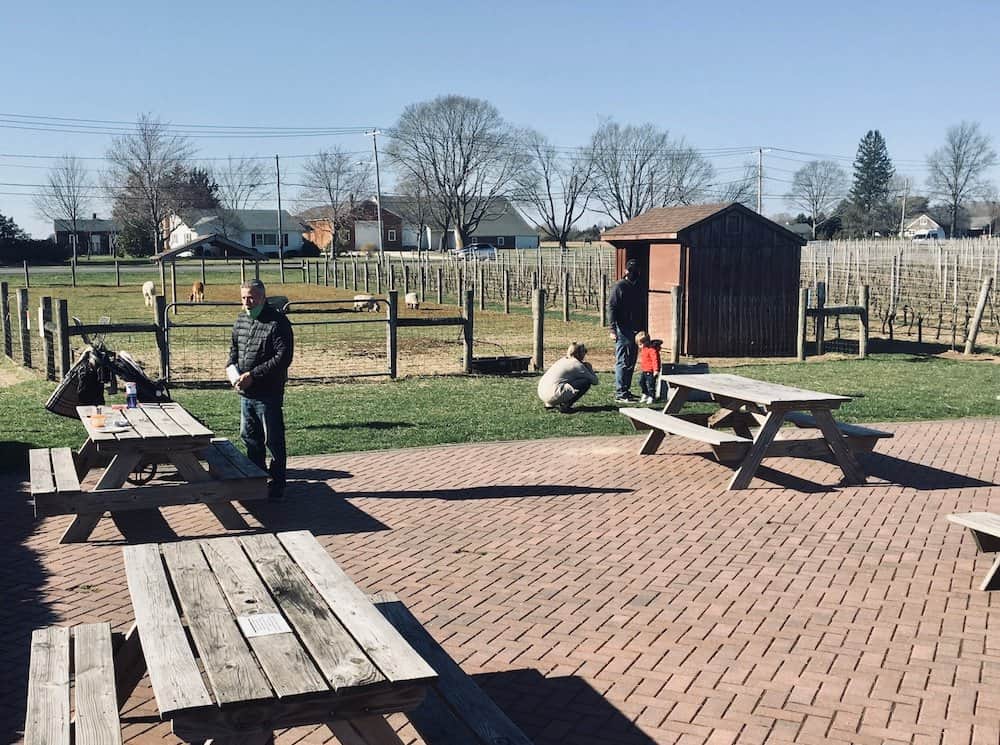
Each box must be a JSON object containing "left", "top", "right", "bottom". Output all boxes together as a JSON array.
[{"left": 4, "top": 0, "right": 1000, "bottom": 236}]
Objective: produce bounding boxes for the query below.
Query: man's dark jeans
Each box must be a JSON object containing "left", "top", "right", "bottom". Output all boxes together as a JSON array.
[
  {"left": 240, "top": 393, "right": 286, "bottom": 495},
  {"left": 614, "top": 327, "right": 638, "bottom": 398}
]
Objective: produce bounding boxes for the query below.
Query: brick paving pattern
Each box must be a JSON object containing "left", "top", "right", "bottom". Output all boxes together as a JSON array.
[{"left": 2, "top": 418, "right": 1000, "bottom": 744}]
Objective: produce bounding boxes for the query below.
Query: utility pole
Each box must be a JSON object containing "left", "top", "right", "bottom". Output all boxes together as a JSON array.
[
  {"left": 368, "top": 130, "right": 384, "bottom": 259},
  {"left": 276, "top": 154, "right": 285, "bottom": 283},
  {"left": 898, "top": 177, "right": 910, "bottom": 237},
  {"left": 756, "top": 147, "right": 764, "bottom": 214}
]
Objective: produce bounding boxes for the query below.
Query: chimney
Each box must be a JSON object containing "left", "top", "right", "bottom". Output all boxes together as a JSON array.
[{"left": 92, "top": 213, "right": 97, "bottom": 220}]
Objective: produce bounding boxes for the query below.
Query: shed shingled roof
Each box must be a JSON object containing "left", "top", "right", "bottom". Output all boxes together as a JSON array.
[{"left": 602, "top": 202, "right": 806, "bottom": 245}]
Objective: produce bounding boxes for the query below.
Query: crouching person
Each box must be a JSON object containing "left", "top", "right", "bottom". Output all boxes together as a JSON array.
[{"left": 537, "top": 342, "right": 598, "bottom": 413}]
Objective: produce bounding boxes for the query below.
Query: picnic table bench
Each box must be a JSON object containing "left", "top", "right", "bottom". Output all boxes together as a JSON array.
[
  {"left": 622, "top": 373, "right": 893, "bottom": 490},
  {"left": 28, "top": 403, "right": 267, "bottom": 543},
  {"left": 24, "top": 623, "right": 122, "bottom": 745},
  {"left": 947, "top": 512, "right": 1000, "bottom": 590}
]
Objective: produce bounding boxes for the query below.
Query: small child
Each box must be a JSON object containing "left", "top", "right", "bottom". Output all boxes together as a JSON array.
[{"left": 635, "top": 331, "right": 662, "bottom": 404}]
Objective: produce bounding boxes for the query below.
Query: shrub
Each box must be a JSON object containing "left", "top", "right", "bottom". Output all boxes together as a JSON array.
[{"left": 0, "top": 238, "right": 70, "bottom": 264}]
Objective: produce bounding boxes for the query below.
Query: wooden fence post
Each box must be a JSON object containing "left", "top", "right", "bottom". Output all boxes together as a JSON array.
[
  {"left": 23, "top": 260, "right": 29, "bottom": 288},
  {"left": 70, "top": 257, "right": 76, "bottom": 288},
  {"left": 324, "top": 259, "right": 329, "bottom": 286},
  {"left": 436, "top": 268, "right": 443, "bottom": 304},
  {"left": 964, "top": 276, "right": 993, "bottom": 355},
  {"left": 478, "top": 265, "right": 485, "bottom": 311},
  {"left": 240, "top": 259, "right": 246, "bottom": 284},
  {"left": 815, "top": 281, "right": 826, "bottom": 355},
  {"left": 115, "top": 259, "right": 121, "bottom": 287},
  {"left": 462, "top": 289, "right": 474, "bottom": 373},
  {"left": 40, "top": 296, "right": 54, "bottom": 381},
  {"left": 375, "top": 263, "right": 383, "bottom": 294},
  {"left": 562, "top": 271, "right": 570, "bottom": 322},
  {"left": 671, "top": 286, "right": 684, "bottom": 363},
  {"left": 503, "top": 269, "right": 510, "bottom": 314},
  {"left": 352, "top": 260, "right": 358, "bottom": 290},
  {"left": 0, "top": 281, "right": 10, "bottom": 359},
  {"left": 532, "top": 288, "right": 546, "bottom": 372},
  {"left": 159, "top": 260, "right": 166, "bottom": 295},
  {"left": 365, "top": 263, "right": 370, "bottom": 293},
  {"left": 169, "top": 262, "right": 177, "bottom": 315},
  {"left": 858, "top": 285, "right": 869, "bottom": 359},
  {"left": 201, "top": 256, "right": 207, "bottom": 286},
  {"left": 796, "top": 287, "right": 808, "bottom": 361},
  {"left": 56, "top": 298, "right": 70, "bottom": 377},
  {"left": 599, "top": 273, "right": 608, "bottom": 327},
  {"left": 419, "top": 265, "right": 426, "bottom": 304},
  {"left": 154, "top": 295, "right": 169, "bottom": 379},
  {"left": 386, "top": 290, "right": 398, "bottom": 379},
  {"left": 16, "top": 287, "right": 30, "bottom": 367}
]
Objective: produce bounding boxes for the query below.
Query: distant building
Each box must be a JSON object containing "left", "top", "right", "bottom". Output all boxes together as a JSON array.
[
  {"left": 902, "top": 214, "right": 945, "bottom": 239},
  {"left": 166, "top": 209, "right": 307, "bottom": 256},
  {"left": 53, "top": 214, "right": 120, "bottom": 256}
]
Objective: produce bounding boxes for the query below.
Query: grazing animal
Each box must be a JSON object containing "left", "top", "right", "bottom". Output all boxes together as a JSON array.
[
  {"left": 141, "top": 281, "right": 156, "bottom": 307},
  {"left": 189, "top": 280, "right": 205, "bottom": 303},
  {"left": 405, "top": 292, "right": 419, "bottom": 309},
  {"left": 353, "top": 294, "right": 379, "bottom": 312}
]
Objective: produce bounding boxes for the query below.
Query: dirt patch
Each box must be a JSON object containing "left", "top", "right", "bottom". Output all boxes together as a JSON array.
[
  {"left": 0, "top": 359, "right": 36, "bottom": 387},
  {"left": 938, "top": 350, "right": 999, "bottom": 363}
]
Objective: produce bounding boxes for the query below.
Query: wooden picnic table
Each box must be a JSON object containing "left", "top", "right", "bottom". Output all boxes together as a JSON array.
[
  {"left": 639, "top": 373, "right": 891, "bottom": 490},
  {"left": 119, "top": 531, "right": 437, "bottom": 744},
  {"left": 37, "top": 403, "right": 267, "bottom": 542}
]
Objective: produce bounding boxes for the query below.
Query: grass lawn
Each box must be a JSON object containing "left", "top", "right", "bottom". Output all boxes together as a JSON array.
[{"left": 2, "top": 352, "right": 997, "bottom": 474}]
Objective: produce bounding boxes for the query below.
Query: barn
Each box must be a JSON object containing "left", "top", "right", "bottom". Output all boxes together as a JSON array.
[{"left": 602, "top": 203, "right": 806, "bottom": 357}]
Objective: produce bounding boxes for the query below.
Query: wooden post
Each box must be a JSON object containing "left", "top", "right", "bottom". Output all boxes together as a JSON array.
[
  {"left": 304, "top": 260, "right": 310, "bottom": 284},
  {"left": 240, "top": 259, "right": 246, "bottom": 284},
  {"left": 169, "top": 262, "right": 177, "bottom": 315},
  {"left": 532, "top": 288, "right": 546, "bottom": 372},
  {"left": 159, "top": 260, "right": 166, "bottom": 296},
  {"left": 815, "top": 281, "right": 826, "bottom": 355},
  {"left": 0, "top": 281, "right": 10, "bottom": 359},
  {"left": 115, "top": 259, "right": 121, "bottom": 287},
  {"left": 352, "top": 260, "right": 358, "bottom": 290},
  {"left": 562, "top": 271, "right": 570, "bottom": 322},
  {"left": 404, "top": 265, "right": 411, "bottom": 296},
  {"left": 599, "top": 273, "right": 608, "bottom": 326},
  {"left": 478, "top": 264, "right": 485, "bottom": 311},
  {"left": 796, "top": 287, "right": 808, "bottom": 361},
  {"left": 436, "top": 267, "right": 444, "bottom": 304},
  {"left": 201, "top": 256, "right": 207, "bottom": 286},
  {"left": 386, "top": 290, "right": 398, "bottom": 379},
  {"left": 671, "top": 286, "right": 684, "bottom": 363},
  {"left": 56, "top": 298, "right": 70, "bottom": 377},
  {"left": 70, "top": 255, "right": 77, "bottom": 287},
  {"left": 503, "top": 269, "right": 510, "bottom": 314},
  {"left": 858, "top": 285, "right": 869, "bottom": 360},
  {"left": 964, "top": 276, "right": 993, "bottom": 355},
  {"left": 154, "top": 295, "right": 169, "bottom": 379},
  {"left": 365, "top": 263, "right": 370, "bottom": 292},
  {"left": 324, "top": 259, "right": 329, "bottom": 286},
  {"left": 462, "top": 289, "right": 474, "bottom": 373},
  {"left": 376, "top": 263, "right": 383, "bottom": 294},
  {"left": 23, "top": 260, "right": 29, "bottom": 288},
  {"left": 254, "top": 259, "right": 260, "bottom": 280},
  {"left": 16, "top": 287, "right": 30, "bottom": 367},
  {"left": 419, "top": 265, "right": 426, "bottom": 304},
  {"left": 40, "top": 296, "right": 54, "bottom": 381},
  {"left": 300, "top": 261, "right": 306, "bottom": 283}
]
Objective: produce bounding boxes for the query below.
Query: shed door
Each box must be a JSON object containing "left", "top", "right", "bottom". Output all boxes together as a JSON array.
[{"left": 647, "top": 243, "right": 682, "bottom": 348}]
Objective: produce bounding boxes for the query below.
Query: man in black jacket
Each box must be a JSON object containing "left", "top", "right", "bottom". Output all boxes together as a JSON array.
[
  {"left": 608, "top": 258, "right": 643, "bottom": 404},
  {"left": 229, "top": 279, "right": 294, "bottom": 500}
]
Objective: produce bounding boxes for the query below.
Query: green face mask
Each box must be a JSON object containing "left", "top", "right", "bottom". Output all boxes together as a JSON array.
[{"left": 247, "top": 304, "right": 264, "bottom": 319}]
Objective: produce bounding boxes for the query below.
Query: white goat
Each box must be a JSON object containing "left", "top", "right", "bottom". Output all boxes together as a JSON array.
[
  {"left": 353, "top": 294, "right": 379, "bottom": 312},
  {"left": 405, "top": 292, "right": 419, "bottom": 309},
  {"left": 141, "top": 281, "right": 156, "bottom": 307}
]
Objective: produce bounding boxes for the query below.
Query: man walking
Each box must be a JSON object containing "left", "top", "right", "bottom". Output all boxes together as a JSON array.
[
  {"left": 608, "top": 258, "right": 643, "bottom": 404},
  {"left": 229, "top": 279, "right": 294, "bottom": 500}
]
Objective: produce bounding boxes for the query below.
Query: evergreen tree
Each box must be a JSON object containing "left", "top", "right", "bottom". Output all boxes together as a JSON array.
[{"left": 847, "top": 130, "right": 895, "bottom": 236}]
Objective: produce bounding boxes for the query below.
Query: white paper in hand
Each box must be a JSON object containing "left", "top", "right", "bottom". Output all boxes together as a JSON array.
[{"left": 226, "top": 364, "right": 240, "bottom": 385}]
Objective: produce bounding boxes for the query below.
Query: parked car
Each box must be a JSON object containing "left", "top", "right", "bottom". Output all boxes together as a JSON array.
[{"left": 451, "top": 243, "right": 497, "bottom": 261}]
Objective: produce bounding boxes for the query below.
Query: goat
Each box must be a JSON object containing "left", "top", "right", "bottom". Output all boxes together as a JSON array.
[
  {"left": 141, "top": 281, "right": 156, "bottom": 307},
  {"left": 405, "top": 292, "right": 419, "bottom": 309},
  {"left": 353, "top": 294, "right": 379, "bottom": 312},
  {"left": 189, "top": 280, "right": 205, "bottom": 303}
]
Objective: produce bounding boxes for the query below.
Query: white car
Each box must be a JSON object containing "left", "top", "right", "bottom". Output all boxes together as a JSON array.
[{"left": 451, "top": 243, "right": 497, "bottom": 261}]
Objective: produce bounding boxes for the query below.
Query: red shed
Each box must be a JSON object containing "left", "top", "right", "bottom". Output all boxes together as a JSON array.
[{"left": 602, "top": 203, "right": 806, "bottom": 357}]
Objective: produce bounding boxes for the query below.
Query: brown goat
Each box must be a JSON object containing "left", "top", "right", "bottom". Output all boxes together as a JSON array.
[{"left": 189, "top": 281, "right": 205, "bottom": 303}]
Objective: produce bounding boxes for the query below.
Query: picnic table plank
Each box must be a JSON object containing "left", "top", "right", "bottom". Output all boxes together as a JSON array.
[
  {"left": 73, "top": 623, "right": 123, "bottom": 745},
  {"left": 161, "top": 402, "right": 214, "bottom": 438},
  {"left": 208, "top": 438, "right": 269, "bottom": 479},
  {"left": 122, "top": 544, "right": 213, "bottom": 714},
  {"left": 239, "top": 533, "right": 385, "bottom": 691},
  {"left": 50, "top": 448, "right": 80, "bottom": 493},
  {"left": 200, "top": 537, "right": 329, "bottom": 698},
  {"left": 663, "top": 373, "right": 850, "bottom": 408},
  {"left": 141, "top": 405, "right": 188, "bottom": 438},
  {"left": 280, "top": 531, "right": 438, "bottom": 684},
  {"left": 29, "top": 448, "right": 56, "bottom": 495},
  {"left": 162, "top": 541, "right": 274, "bottom": 705},
  {"left": 119, "top": 407, "right": 164, "bottom": 440},
  {"left": 25, "top": 626, "right": 70, "bottom": 745}
]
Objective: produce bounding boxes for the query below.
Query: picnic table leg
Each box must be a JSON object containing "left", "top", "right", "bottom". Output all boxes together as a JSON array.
[
  {"left": 170, "top": 450, "right": 250, "bottom": 531},
  {"left": 61, "top": 449, "right": 145, "bottom": 543},
  {"left": 114, "top": 623, "right": 147, "bottom": 709},
  {"left": 639, "top": 429, "right": 666, "bottom": 455},
  {"left": 728, "top": 410, "right": 786, "bottom": 490},
  {"left": 328, "top": 717, "right": 406, "bottom": 745},
  {"left": 980, "top": 555, "right": 1000, "bottom": 592},
  {"left": 663, "top": 385, "right": 690, "bottom": 414},
  {"left": 75, "top": 437, "right": 99, "bottom": 480},
  {"left": 811, "top": 409, "right": 867, "bottom": 485}
]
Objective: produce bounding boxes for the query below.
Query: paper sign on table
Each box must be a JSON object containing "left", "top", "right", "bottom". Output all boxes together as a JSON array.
[{"left": 237, "top": 613, "right": 292, "bottom": 637}]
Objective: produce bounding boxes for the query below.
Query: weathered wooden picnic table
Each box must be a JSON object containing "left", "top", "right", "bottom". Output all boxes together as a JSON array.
[
  {"left": 621, "top": 373, "right": 892, "bottom": 490},
  {"left": 119, "top": 531, "right": 438, "bottom": 744},
  {"left": 29, "top": 402, "right": 267, "bottom": 543}
]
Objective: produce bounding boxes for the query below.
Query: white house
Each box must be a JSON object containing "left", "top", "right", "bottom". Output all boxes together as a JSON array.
[
  {"left": 378, "top": 195, "right": 540, "bottom": 251},
  {"left": 167, "top": 209, "right": 307, "bottom": 256},
  {"left": 902, "top": 214, "right": 945, "bottom": 240}
]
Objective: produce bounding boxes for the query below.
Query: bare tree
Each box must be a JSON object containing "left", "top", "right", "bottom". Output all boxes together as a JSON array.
[
  {"left": 213, "top": 157, "right": 272, "bottom": 238},
  {"left": 786, "top": 160, "right": 848, "bottom": 239},
  {"left": 106, "top": 114, "right": 196, "bottom": 254},
  {"left": 516, "top": 129, "right": 594, "bottom": 250},
  {"left": 715, "top": 161, "right": 758, "bottom": 207},
  {"left": 298, "top": 147, "right": 371, "bottom": 257},
  {"left": 391, "top": 176, "right": 437, "bottom": 251},
  {"left": 660, "top": 138, "right": 714, "bottom": 206},
  {"left": 386, "top": 95, "right": 526, "bottom": 248},
  {"left": 589, "top": 121, "right": 670, "bottom": 224},
  {"left": 927, "top": 121, "right": 997, "bottom": 237},
  {"left": 34, "top": 155, "right": 92, "bottom": 259}
]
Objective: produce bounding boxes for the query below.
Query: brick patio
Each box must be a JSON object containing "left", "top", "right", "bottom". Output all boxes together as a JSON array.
[{"left": 3, "top": 418, "right": 1000, "bottom": 744}]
